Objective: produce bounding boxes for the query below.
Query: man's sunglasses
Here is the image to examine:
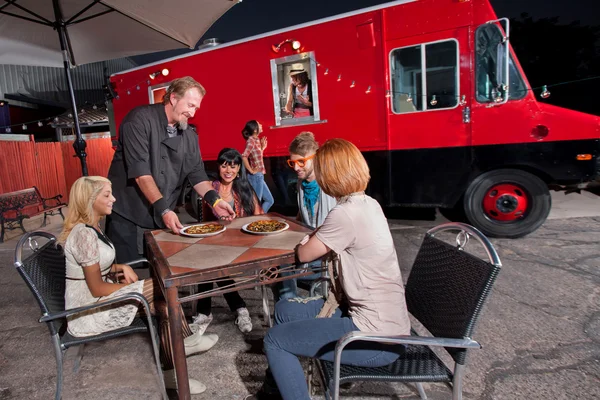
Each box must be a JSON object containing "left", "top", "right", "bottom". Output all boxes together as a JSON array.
[{"left": 287, "top": 154, "right": 315, "bottom": 168}]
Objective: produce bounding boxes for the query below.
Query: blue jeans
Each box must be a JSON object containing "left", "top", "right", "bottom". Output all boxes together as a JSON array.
[
  {"left": 272, "top": 260, "right": 322, "bottom": 302},
  {"left": 248, "top": 172, "right": 274, "bottom": 213},
  {"left": 263, "top": 298, "right": 402, "bottom": 400}
]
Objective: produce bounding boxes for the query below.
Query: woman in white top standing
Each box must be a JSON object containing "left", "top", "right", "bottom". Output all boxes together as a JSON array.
[
  {"left": 253, "top": 139, "right": 411, "bottom": 400},
  {"left": 59, "top": 176, "right": 218, "bottom": 394}
]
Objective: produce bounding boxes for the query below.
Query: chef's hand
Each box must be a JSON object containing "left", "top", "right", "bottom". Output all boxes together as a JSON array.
[
  {"left": 213, "top": 200, "right": 236, "bottom": 221},
  {"left": 162, "top": 211, "right": 183, "bottom": 234}
]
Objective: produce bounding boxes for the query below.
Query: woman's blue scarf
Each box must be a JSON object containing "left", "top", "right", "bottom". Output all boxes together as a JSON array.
[{"left": 302, "top": 179, "right": 320, "bottom": 217}]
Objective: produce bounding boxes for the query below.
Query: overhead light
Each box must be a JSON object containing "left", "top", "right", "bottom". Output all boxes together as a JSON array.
[
  {"left": 162, "top": 68, "right": 170, "bottom": 76},
  {"left": 272, "top": 39, "right": 301, "bottom": 53},
  {"left": 0, "top": 101, "right": 5, "bottom": 106}
]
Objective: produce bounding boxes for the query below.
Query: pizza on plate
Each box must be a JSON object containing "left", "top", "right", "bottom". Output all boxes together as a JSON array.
[
  {"left": 246, "top": 220, "right": 288, "bottom": 233},
  {"left": 184, "top": 223, "right": 224, "bottom": 235}
]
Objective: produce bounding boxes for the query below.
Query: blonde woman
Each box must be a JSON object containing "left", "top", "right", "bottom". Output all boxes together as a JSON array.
[
  {"left": 252, "top": 140, "right": 410, "bottom": 400},
  {"left": 59, "top": 176, "right": 217, "bottom": 394}
]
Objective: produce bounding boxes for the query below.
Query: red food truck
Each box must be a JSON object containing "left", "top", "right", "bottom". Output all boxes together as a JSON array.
[{"left": 109, "top": 0, "right": 599, "bottom": 238}]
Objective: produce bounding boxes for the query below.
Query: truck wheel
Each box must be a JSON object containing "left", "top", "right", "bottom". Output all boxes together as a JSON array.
[{"left": 463, "top": 169, "right": 551, "bottom": 238}]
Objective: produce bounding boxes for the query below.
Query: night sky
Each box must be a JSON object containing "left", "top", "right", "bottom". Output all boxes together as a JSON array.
[{"left": 132, "top": 0, "right": 599, "bottom": 65}]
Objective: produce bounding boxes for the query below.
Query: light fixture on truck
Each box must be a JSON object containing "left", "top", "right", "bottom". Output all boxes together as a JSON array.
[
  {"left": 149, "top": 68, "right": 170, "bottom": 79},
  {"left": 272, "top": 39, "right": 301, "bottom": 53},
  {"left": 576, "top": 154, "right": 592, "bottom": 161}
]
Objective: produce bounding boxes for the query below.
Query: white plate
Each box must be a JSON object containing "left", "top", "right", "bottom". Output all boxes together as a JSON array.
[
  {"left": 241, "top": 220, "right": 290, "bottom": 235},
  {"left": 180, "top": 223, "right": 226, "bottom": 238}
]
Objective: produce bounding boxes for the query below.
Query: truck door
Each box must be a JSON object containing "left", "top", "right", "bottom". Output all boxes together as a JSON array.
[{"left": 386, "top": 27, "right": 472, "bottom": 207}]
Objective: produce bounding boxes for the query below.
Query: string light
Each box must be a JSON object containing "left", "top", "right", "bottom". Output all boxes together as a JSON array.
[
  {"left": 337, "top": 74, "right": 341, "bottom": 82},
  {"left": 22, "top": 124, "right": 27, "bottom": 130},
  {"left": 407, "top": 93, "right": 413, "bottom": 103},
  {"left": 324, "top": 68, "right": 329, "bottom": 75},
  {"left": 350, "top": 81, "right": 355, "bottom": 88},
  {"left": 38, "top": 121, "right": 43, "bottom": 127},
  {"left": 430, "top": 95, "right": 438, "bottom": 106},
  {"left": 93, "top": 104, "right": 98, "bottom": 110},
  {"left": 540, "top": 85, "right": 551, "bottom": 99},
  {"left": 385, "top": 91, "right": 391, "bottom": 98},
  {"left": 365, "top": 86, "right": 371, "bottom": 94},
  {"left": 126, "top": 90, "right": 131, "bottom": 95},
  {"left": 5, "top": 127, "right": 11, "bottom": 133},
  {"left": 459, "top": 95, "right": 466, "bottom": 106},
  {"left": 136, "top": 85, "right": 140, "bottom": 90}
]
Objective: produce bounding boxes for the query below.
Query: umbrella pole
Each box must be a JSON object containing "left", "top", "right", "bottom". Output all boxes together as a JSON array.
[{"left": 53, "top": 0, "right": 88, "bottom": 176}]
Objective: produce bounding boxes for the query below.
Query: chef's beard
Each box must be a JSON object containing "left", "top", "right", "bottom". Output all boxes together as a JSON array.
[{"left": 177, "top": 118, "right": 188, "bottom": 130}]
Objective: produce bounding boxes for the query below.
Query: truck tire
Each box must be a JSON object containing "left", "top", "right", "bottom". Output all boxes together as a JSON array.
[{"left": 463, "top": 169, "right": 551, "bottom": 238}]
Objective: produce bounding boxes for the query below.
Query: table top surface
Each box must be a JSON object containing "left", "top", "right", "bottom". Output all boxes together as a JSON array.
[{"left": 148, "top": 214, "right": 311, "bottom": 277}]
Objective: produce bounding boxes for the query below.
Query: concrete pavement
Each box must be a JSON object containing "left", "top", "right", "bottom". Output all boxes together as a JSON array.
[{"left": 0, "top": 192, "right": 598, "bottom": 399}]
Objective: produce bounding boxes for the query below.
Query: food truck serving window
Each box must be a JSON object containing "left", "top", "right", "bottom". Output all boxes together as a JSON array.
[
  {"left": 270, "top": 52, "right": 321, "bottom": 127},
  {"left": 389, "top": 40, "right": 459, "bottom": 114}
]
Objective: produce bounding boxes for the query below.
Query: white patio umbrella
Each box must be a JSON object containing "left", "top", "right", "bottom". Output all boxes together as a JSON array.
[{"left": 0, "top": 0, "right": 239, "bottom": 175}]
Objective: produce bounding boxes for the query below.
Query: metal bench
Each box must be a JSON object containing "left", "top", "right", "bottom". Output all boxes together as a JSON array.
[{"left": 0, "top": 186, "right": 66, "bottom": 242}]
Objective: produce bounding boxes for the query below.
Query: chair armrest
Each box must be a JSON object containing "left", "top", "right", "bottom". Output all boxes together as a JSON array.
[
  {"left": 124, "top": 258, "right": 149, "bottom": 269},
  {"left": 41, "top": 193, "right": 63, "bottom": 202},
  {"left": 329, "top": 331, "right": 480, "bottom": 400},
  {"left": 336, "top": 331, "right": 481, "bottom": 352},
  {"left": 39, "top": 292, "right": 151, "bottom": 323},
  {"left": 41, "top": 194, "right": 66, "bottom": 208}
]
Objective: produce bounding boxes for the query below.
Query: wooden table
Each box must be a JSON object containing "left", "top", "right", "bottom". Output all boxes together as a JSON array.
[{"left": 144, "top": 213, "right": 315, "bottom": 399}]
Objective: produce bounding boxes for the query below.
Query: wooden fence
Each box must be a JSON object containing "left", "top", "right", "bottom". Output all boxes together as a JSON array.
[{"left": 0, "top": 138, "right": 114, "bottom": 204}]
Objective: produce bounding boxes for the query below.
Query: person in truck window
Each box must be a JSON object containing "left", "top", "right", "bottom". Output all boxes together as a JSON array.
[
  {"left": 285, "top": 64, "right": 313, "bottom": 118},
  {"left": 194, "top": 148, "right": 264, "bottom": 334},
  {"left": 59, "top": 176, "right": 218, "bottom": 395},
  {"left": 242, "top": 120, "right": 275, "bottom": 213}
]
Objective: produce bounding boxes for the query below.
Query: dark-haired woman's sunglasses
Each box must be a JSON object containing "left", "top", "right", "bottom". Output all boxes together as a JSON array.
[{"left": 287, "top": 154, "right": 315, "bottom": 168}]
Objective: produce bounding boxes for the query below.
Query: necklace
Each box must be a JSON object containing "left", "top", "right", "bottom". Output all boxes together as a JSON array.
[{"left": 219, "top": 188, "right": 233, "bottom": 201}]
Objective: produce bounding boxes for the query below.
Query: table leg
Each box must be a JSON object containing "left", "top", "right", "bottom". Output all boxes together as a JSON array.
[{"left": 167, "top": 286, "right": 190, "bottom": 400}]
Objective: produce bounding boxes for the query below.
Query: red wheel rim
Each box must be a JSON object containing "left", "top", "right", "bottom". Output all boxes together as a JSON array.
[{"left": 482, "top": 183, "right": 528, "bottom": 222}]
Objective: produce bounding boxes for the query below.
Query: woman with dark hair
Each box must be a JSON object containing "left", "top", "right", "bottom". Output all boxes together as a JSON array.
[
  {"left": 285, "top": 64, "right": 313, "bottom": 118},
  {"left": 203, "top": 148, "right": 263, "bottom": 219},
  {"left": 242, "top": 120, "right": 274, "bottom": 212},
  {"left": 192, "top": 148, "right": 264, "bottom": 334}
]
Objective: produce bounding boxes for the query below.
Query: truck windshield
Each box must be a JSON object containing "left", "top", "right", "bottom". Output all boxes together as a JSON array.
[{"left": 475, "top": 24, "right": 526, "bottom": 103}]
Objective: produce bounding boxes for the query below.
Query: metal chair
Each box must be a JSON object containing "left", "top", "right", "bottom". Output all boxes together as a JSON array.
[
  {"left": 315, "top": 222, "right": 502, "bottom": 400},
  {"left": 14, "top": 231, "right": 168, "bottom": 400}
]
